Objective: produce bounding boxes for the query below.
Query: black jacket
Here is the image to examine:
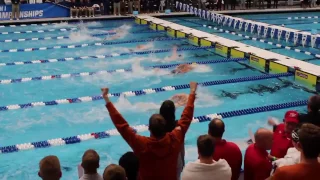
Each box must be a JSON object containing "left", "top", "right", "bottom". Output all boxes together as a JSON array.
[{"left": 299, "top": 112, "right": 320, "bottom": 127}]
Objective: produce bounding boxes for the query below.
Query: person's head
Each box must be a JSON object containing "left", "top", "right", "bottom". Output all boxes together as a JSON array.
[
  {"left": 208, "top": 118, "right": 225, "bottom": 139},
  {"left": 81, "top": 149, "right": 100, "bottom": 174},
  {"left": 307, "top": 95, "right": 320, "bottom": 113},
  {"left": 254, "top": 128, "right": 273, "bottom": 150},
  {"left": 160, "top": 100, "right": 176, "bottom": 132},
  {"left": 119, "top": 152, "right": 139, "bottom": 180},
  {"left": 283, "top": 110, "right": 299, "bottom": 134},
  {"left": 197, "top": 135, "right": 215, "bottom": 159},
  {"left": 103, "top": 164, "right": 127, "bottom": 180},
  {"left": 296, "top": 123, "right": 320, "bottom": 159},
  {"left": 148, "top": 114, "right": 166, "bottom": 138},
  {"left": 38, "top": 155, "right": 62, "bottom": 180}
]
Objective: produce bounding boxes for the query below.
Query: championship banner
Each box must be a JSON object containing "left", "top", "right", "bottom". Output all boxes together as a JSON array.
[{"left": 0, "top": 3, "right": 69, "bottom": 20}]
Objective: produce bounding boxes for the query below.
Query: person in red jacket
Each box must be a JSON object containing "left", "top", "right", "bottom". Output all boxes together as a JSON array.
[
  {"left": 208, "top": 118, "right": 242, "bottom": 180},
  {"left": 101, "top": 81, "right": 197, "bottom": 180},
  {"left": 244, "top": 128, "right": 273, "bottom": 180},
  {"left": 268, "top": 110, "right": 299, "bottom": 159}
]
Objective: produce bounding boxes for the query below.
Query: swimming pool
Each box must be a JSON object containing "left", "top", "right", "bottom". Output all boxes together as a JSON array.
[
  {"left": 162, "top": 11, "right": 320, "bottom": 65},
  {"left": 0, "top": 18, "right": 315, "bottom": 179}
]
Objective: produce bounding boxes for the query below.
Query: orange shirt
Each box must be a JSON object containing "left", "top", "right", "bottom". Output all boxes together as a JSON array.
[
  {"left": 272, "top": 163, "right": 320, "bottom": 180},
  {"left": 270, "top": 124, "right": 293, "bottom": 158},
  {"left": 244, "top": 144, "right": 272, "bottom": 180},
  {"left": 106, "top": 94, "right": 195, "bottom": 180},
  {"left": 213, "top": 139, "right": 242, "bottom": 180}
]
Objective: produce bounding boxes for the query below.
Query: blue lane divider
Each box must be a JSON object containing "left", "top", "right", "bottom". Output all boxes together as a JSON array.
[
  {"left": 252, "top": 15, "right": 319, "bottom": 21},
  {"left": 0, "top": 98, "right": 306, "bottom": 153},
  {"left": 0, "top": 72, "right": 293, "bottom": 112},
  {"left": 180, "top": 19, "right": 320, "bottom": 58},
  {"left": 273, "top": 21, "right": 320, "bottom": 26},
  {"left": 0, "top": 24, "right": 146, "bottom": 35},
  {"left": 0, "top": 37, "right": 184, "bottom": 53},
  {"left": 0, "top": 46, "right": 211, "bottom": 67},
  {"left": 0, "top": 58, "right": 247, "bottom": 85},
  {"left": 0, "top": 30, "right": 160, "bottom": 43},
  {"left": 0, "top": 19, "right": 135, "bottom": 28}
]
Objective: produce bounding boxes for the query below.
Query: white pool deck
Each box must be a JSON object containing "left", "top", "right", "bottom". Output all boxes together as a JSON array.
[{"left": 137, "top": 15, "right": 320, "bottom": 76}]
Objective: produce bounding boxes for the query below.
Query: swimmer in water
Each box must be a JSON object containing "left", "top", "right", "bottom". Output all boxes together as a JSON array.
[
  {"left": 165, "top": 46, "right": 183, "bottom": 61},
  {"left": 171, "top": 64, "right": 194, "bottom": 74},
  {"left": 170, "top": 93, "right": 189, "bottom": 107}
]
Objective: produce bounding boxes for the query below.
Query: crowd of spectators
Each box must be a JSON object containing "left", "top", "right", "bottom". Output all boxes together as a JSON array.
[{"left": 36, "top": 82, "right": 320, "bottom": 180}]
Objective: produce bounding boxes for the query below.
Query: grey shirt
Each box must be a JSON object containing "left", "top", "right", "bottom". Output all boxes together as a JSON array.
[{"left": 79, "top": 173, "right": 103, "bottom": 180}]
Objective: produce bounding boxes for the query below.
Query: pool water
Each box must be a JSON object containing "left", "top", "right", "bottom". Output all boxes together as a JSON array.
[
  {"left": 163, "top": 12, "right": 320, "bottom": 65},
  {"left": 0, "top": 18, "right": 314, "bottom": 179}
]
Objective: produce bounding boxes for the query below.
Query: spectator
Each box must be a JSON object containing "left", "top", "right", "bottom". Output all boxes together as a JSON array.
[
  {"left": 38, "top": 155, "right": 62, "bottom": 180},
  {"left": 258, "top": 0, "right": 264, "bottom": 9},
  {"left": 244, "top": 128, "right": 273, "bottom": 180},
  {"left": 181, "top": 135, "right": 231, "bottom": 180},
  {"left": 299, "top": 95, "right": 320, "bottom": 127},
  {"left": 269, "top": 110, "right": 299, "bottom": 159},
  {"left": 79, "top": 0, "right": 87, "bottom": 17},
  {"left": 273, "top": 0, "right": 278, "bottom": 8},
  {"left": 114, "top": 0, "right": 121, "bottom": 15},
  {"left": 208, "top": 118, "right": 242, "bottom": 180},
  {"left": 311, "top": 0, "right": 317, "bottom": 7},
  {"left": 85, "top": 0, "right": 95, "bottom": 17},
  {"left": 287, "top": 0, "right": 293, "bottom": 5},
  {"left": 246, "top": 0, "right": 251, "bottom": 8},
  {"left": 10, "top": 0, "right": 20, "bottom": 20},
  {"left": 160, "top": 100, "right": 185, "bottom": 179},
  {"left": 271, "top": 128, "right": 301, "bottom": 174},
  {"left": 101, "top": 81, "right": 197, "bottom": 180},
  {"left": 119, "top": 152, "right": 139, "bottom": 180},
  {"left": 133, "top": 0, "right": 140, "bottom": 12},
  {"left": 103, "top": 164, "right": 126, "bottom": 180},
  {"left": 239, "top": 0, "right": 246, "bottom": 9},
  {"left": 79, "top": 149, "right": 103, "bottom": 180},
  {"left": 271, "top": 123, "right": 320, "bottom": 180},
  {"left": 70, "top": 0, "right": 80, "bottom": 18},
  {"left": 128, "top": 0, "right": 133, "bottom": 13}
]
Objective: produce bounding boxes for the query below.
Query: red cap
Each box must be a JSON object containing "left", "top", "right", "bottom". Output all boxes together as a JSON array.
[{"left": 284, "top": 110, "right": 299, "bottom": 124}]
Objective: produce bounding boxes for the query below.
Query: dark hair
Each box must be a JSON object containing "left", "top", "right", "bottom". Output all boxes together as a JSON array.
[
  {"left": 308, "top": 95, "right": 320, "bottom": 113},
  {"left": 148, "top": 114, "right": 166, "bottom": 138},
  {"left": 160, "top": 100, "right": 176, "bottom": 132},
  {"left": 81, "top": 149, "right": 100, "bottom": 173},
  {"left": 298, "top": 123, "right": 320, "bottom": 159},
  {"left": 119, "top": 152, "right": 139, "bottom": 180},
  {"left": 197, "top": 135, "right": 215, "bottom": 157},
  {"left": 208, "top": 118, "right": 225, "bottom": 138}
]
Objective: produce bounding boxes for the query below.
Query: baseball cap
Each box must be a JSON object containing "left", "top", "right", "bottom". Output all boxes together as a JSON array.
[{"left": 284, "top": 110, "right": 299, "bottom": 124}]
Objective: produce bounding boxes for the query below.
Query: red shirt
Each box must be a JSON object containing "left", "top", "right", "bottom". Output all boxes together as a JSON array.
[
  {"left": 272, "top": 163, "right": 320, "bottom": 180},
  {"left": 106, "top": 94, "right": 195, "bottom": 180},
  {"left": 270, "top": 124, "right": 293, "bottom": 158},
  {"left": 213, "top": 139, "right": 242, "bottom": 180},
  {"left": 244, "top": 144, "right": 272, "bottom": 180}
]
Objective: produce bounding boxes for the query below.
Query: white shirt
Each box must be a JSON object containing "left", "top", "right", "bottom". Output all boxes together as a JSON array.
[
  {"left": 79, "top": 173, "right": 103, "bottom": 180},
  {"left": 181, "top": 159, "right": 231, "bottom": 180}
]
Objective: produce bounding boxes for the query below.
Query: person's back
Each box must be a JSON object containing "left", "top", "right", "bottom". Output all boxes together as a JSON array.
[
  {"left": 213, "top": 140, "right": 242, "bottom": 180},
  {"left": 272, "top": 123, "right": 320, "bottom": 180},
  {"left": 119, "top": 152, "right": 139, "bottom": 180},
  {"left": 79, "top": 149, "right": 103, "bottom": 180},
  {"left": 182, "top": 135, "right": 231, "bottom": 180},
  {"left": 102, "top": 82, "right": 197, "bottom": 180},
  {"left": 208, "top": 119, "right": 242, "bottom": 180},
  {"left": 244, "top": 128, "right": 273, "bottom": 180}
]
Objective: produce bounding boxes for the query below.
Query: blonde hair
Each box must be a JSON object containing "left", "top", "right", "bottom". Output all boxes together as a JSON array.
[{"left": 103, "top": 164, "right": 126, "bottom": 180}]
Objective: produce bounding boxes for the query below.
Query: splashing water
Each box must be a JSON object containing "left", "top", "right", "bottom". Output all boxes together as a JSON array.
[
  {"left": 68, "top": 30, "right": 101, "bottom": 43},
  {"left": 196, "top": 86, "right": 223, "bottom": 107},
  {"left": 104, "top": 24, "right": 132, "bottom": 41},
  {"left": 114, "top": 95, "right": 160, "bottom": 112},
  {"left": 191, "top": 64, "right": 212, "bottom": 73}
]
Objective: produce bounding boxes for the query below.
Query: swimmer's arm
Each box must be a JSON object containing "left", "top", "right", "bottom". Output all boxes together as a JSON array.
[{"left": 102, "top": 88, "right": 146, "bottom": 153}]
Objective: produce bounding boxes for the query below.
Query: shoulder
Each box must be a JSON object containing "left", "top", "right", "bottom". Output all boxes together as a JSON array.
[{"left": 273, "top": 164, "right": 300, "bottom": 178}]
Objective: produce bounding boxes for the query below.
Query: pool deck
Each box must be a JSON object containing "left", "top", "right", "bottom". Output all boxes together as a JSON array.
[
  {"left": 0, "top": 6, "right": 319, "bottom": 25},
  {"left": 137, "top": 15, "right": 320, "bottom": 77}
]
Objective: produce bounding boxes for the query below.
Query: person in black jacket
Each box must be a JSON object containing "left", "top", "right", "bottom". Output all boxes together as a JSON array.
[
  {"left": 299, "top": 95, "right": 320, "bottom": 127},
  {"left": 10, "top": 0, "right": 20, "bottom": 20}
]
